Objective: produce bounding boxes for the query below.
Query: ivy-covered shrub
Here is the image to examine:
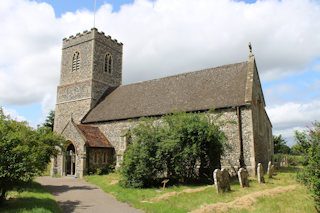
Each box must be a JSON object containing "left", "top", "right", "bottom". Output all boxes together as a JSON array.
[{"left": 120, "top": 111, "right": 228, "bottom": 188}]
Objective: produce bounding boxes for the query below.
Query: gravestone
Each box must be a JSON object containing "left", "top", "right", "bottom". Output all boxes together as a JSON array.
[
  {"left": 280, "top": 155, "right": 289, "bottom": 167},
  {"left": 221, "top": 168, "right": 231, "bottom": 191},
  {"left": 213, "top": 169, "right": 231, "bottom": 193},
  {"left": 257, "top": 163, "right": 265, "bottom": 183},
  {"left": 267, "top": 161, "right": 273, "bottom": 178},
  {"left": 238, "top": 168, "right": 249, "bottom": 187}
]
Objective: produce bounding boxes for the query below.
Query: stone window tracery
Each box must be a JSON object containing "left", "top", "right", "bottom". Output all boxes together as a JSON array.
[
  {"left": 104, "top": 53, "right": 112, "bottom": 74},
  {"left": 72, "top": 52, "right": 80, "bottom": 72}
]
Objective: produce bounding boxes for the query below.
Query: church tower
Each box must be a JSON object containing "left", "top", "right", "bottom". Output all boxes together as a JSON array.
[{"left": 54, "top": 28, "right": 123, "bottom": 133}]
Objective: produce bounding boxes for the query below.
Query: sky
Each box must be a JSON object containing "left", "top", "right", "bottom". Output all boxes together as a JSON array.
[{"left": 1, "top": 0, "right": 320, "bottom": 146}]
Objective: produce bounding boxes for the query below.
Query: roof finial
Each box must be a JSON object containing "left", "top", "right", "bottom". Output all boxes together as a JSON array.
[{"left": 248, "top": 42, "right": 254, "bottom": 61}]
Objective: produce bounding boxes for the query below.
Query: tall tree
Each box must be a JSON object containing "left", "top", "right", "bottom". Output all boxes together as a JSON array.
[
  {"left": 43, "top": 110, "right": 55, "bottom": 131},
  {"left": 273, "top": 134, "right": 291, "bottom": 154}
]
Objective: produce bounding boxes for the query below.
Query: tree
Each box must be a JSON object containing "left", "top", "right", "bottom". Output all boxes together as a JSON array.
[
  {"left": 0, "top": 107, "right": 65, "bottom": 202},
  {"left": 296, "top": 122, "right": 320, "bottom": 211},
  {"left": 120, "top": 111, "right": 228, "bottom": 188},
  {"left": 43, "top": 110, "right": 55, "bottom": 131},
  {"left": 293, "top": 130, "right": 312, "bottom": 154},
  {"left": 273, "top": 134, "right": 291, "bottom": 154}
]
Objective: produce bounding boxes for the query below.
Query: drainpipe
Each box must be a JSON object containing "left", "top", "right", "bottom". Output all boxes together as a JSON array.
[{"left": 237, "top": 106, "right": 245, "bottom": 168}]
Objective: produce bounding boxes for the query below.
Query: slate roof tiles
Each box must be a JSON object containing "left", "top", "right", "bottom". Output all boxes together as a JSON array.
[{"left": 82, "top": 61, "right": 249, "bottom": 123}]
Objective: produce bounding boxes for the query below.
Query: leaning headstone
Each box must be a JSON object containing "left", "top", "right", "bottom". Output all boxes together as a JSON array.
[
  {"left": 257, "top": 163, "right": 265, "bottom": 183},
  {"left": 221, "top": 168, "right": 231, "bottom": 191},
  {"left": 213, "top": 169, "right": 231, "bottom": 193},
  {"left": 267, "top": 161, "right": 273, "bottom": 178},
  {"left": 238, "top": 168, "right": 249, "bottom": 187}
]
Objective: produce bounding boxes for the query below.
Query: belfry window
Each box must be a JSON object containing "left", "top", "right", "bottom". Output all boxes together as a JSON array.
[
  {"left": 104, "top": 53, "right": 112, "bottom": 73},
  {"left": 72, "top": 52, "right": 80, "bottom": 72}
]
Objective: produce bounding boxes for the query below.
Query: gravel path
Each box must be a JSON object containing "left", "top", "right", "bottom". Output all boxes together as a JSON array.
[{"left": 36, "top": 176, "right": 144, "bottom": 213}]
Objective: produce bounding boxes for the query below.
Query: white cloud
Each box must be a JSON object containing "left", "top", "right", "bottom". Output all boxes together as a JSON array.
[
  {"left": 2, "top": 107, "right": 27, "bottom": 122},
  {"left": 1, "top": 0, "right": 320, "bottom": 128},
  {"left": 267, "top": 100, "right": 320, "bottom": 146},
  {"left": 268, "top": 101, "right": 320, "bottom": 130}
]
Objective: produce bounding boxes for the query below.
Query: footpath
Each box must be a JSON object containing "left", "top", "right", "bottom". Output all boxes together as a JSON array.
[{"left": 37, "top": 176, "right": 144, "bottom": 213}]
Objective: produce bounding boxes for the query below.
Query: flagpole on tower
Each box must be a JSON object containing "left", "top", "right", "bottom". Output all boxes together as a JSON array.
[{"left": 93, "top": 0, "right": 97, "bottom": 28}]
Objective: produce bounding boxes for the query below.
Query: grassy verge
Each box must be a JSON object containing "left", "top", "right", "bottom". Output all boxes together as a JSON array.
[
  {"left": 0, "top": 181, "right": 61, "bottom": 213},
  {"left": 85, "top": 167, "right": 316, "bottom": 213}
]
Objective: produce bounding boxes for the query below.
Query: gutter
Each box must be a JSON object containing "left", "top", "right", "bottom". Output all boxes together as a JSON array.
[{"left": 237, "top": 106, "right": 245, "bottom": 168}]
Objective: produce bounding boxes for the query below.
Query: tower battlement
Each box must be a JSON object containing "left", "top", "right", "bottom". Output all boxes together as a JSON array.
[{"left": 62, "top": 28, "right": 123, "bottom": 49}]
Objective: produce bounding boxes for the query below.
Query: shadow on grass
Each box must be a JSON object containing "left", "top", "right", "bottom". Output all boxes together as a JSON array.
[
  {"left": 276, "top": 166, "right": 301, "bottom": 173},
  {"left": 0, "top": 197, "right": 61, "bottom": 213}
]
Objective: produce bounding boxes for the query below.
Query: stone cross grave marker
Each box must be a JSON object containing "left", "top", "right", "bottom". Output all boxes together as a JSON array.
[
  {"left": 238, "top": 168, "right": 249, "bottom": 187},
  {"left": 257, "top": 163, "right": 265, "bottom": 183},
  {"left": 213, "top": 169, "right": 231, "bottom": 194}
]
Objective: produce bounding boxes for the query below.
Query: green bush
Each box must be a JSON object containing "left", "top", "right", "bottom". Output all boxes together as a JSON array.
[
  {"left": 120, "top": 111, "right": 229, "bottom": 188},
  {"left": 88, "top": 165, "right": 115, "bottom": 175},
  {"left": 296, "top": 121, "right": 320, "bottom": 212},
  {"left": 0, "top": 107, "right": 66, "bottom": 202}
]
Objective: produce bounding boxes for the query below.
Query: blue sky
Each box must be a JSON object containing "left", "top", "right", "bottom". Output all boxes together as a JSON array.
[
  {"left": 34, "top": 0, "right": 137, "bottom": 16},
  {"left": 1, "top": 0, "right": 320, "bottom": 146}
]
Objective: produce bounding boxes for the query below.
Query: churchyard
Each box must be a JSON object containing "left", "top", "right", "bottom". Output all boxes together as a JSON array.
[
  {"left": 0, "top": 163, "right": 316, "bottom": 212},
  {"left": 84, "top": 166, "right": 316, "bottom": 213}
]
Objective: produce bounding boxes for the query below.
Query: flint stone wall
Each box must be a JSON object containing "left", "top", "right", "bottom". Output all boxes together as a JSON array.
[{"left": 96, "top": 108, "right": 256, "bottom": 173}]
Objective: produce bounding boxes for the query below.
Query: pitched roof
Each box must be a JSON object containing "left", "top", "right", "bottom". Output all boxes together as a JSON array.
[
  {"left": 77, "top": 124, "right": 113, "bottom": 148},
  {"left": 82, "top": 61, "right": 249, "bottom": 123}
]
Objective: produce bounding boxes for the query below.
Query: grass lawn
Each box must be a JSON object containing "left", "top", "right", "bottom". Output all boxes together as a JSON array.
[
  {"left": 85, "top": 167, "right": 316, "bottom": 213},
  {"left": 0, "top": 181, "right": 61, "bottom": 213}
]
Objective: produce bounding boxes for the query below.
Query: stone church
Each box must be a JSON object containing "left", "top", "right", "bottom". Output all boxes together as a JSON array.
[{"left": 51, "top": 28, "right": 273, "bottom": 178}]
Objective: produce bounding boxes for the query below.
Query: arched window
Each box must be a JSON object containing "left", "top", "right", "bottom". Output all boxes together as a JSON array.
[
  {"left": 72, "top": 52, "right": 80, "bottom": 72},
  {"left": 104, "top": 53, "right": 112, "bottom": 73}
]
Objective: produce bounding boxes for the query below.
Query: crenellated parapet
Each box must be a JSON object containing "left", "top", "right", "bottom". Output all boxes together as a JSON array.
[{"left": 62, "top": 28, "right": 123, "bottom": 50}]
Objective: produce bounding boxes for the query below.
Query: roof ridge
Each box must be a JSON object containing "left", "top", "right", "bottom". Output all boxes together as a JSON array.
[{"left": 120, "top": 61, "right": 248, "bottom": 88}]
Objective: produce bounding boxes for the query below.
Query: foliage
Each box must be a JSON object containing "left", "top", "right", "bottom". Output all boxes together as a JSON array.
[
  {"left": 0, "top": 107, "right": 66, "bottom": 203},
  {"left": 43, "top": 110, "right": 55, "bottom": 131},
  {"left": 88, "top": 165, "right": 115, "bottom": 175},
  {"left": 293, "top": 129, "right": 312, "bottom": 154},
  {"left": 273, "top": 134, "right": 291, "bottom": 154},
  {"left": 120, "top": 111, "right": 228, "bottom": 188},
  {"left": 296, "top": 121, "right": 320, "bottom": 212}
]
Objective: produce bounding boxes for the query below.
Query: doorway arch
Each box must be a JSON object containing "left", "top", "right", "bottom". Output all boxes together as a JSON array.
[{"left": 66, "top": 143, "right": 76, "bottom": 175}]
